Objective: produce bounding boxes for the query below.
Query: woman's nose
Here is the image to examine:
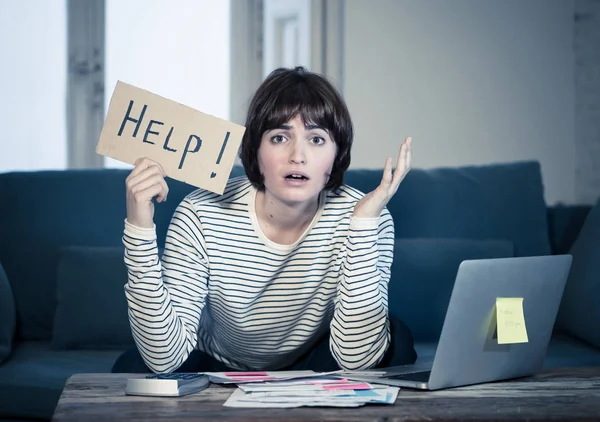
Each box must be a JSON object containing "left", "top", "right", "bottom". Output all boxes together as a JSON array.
[{"left": 289, "top": 141, "right": 306, "bottom": 164}]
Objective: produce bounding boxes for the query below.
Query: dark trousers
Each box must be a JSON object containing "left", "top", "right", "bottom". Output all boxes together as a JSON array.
[{"left": 112, "top": 315, "right": 417, "bottom": 373}]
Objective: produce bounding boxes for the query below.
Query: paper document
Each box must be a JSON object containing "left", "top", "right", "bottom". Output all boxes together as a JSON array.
[
  {"left": 206, "top": 370, "right": 340, "bottom": 384},
  {"left": 211, "top": 370, "right": 400, "bottom": 408},
  {"left": 238, "top": 379, "right": 372, "bottom": 392},
  {"left": 224, "top": 384, "right": 399, "bottom": 408}
]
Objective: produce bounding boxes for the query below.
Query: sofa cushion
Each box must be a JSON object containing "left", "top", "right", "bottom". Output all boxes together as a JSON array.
[
  {"left": 0, "top": 262, "right": 16, "bottom": 364},
  {"left": 0, "top": 341, "right": 121, "bottom": 420},
  {"left": 345, "top": 161, "right": 550, "bottom": 257},
  {"left": 543, "top": 332, "right": 600, "bottom": 368},
  {"left": 52, "top": 246, "right": 134, "bottom": 350},
  {"left": 556, "top": 197, "right": 600, "bottom": 348},
  {"left": 388, "top": 238, "right": 514, "bottom": 342}
]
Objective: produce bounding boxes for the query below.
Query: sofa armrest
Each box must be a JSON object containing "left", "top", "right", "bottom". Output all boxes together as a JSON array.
[
  {"left": 547, "top": 204, "right": 591, "bottom": 255},
  {"left": 0, "top": 262, "right": 16, "bottom": 364}
]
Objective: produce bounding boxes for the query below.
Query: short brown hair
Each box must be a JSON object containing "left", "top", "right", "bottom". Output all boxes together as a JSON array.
[{"left": 239, "top": 66, "right": 353, "bottom": 191}]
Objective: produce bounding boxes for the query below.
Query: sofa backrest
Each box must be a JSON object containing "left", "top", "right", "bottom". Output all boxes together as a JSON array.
[
  {"left": 0, "top": 161, "right": 551, "bottom": 342},
  {"left": 344, "top": 160, "right": 551, "bottom": 257},
  {"left": 0, "top": 169, "right": 220, "bottom": 340}
]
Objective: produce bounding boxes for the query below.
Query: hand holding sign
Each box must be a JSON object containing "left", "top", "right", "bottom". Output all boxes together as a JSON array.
[
  {"left": 125, "top": 158, "right": 169, "bottom": 228},
  {"left": 97, "top": 81, "right": 246, "bottom": 194}
]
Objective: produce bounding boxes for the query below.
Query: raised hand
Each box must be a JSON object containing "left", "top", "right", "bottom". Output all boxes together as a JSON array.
[
  {"left": 352, "top": 136, "right": 412, "bottom": 219},
  {"left": 125, "top": 157, "right": 169, "bottom": 228}
]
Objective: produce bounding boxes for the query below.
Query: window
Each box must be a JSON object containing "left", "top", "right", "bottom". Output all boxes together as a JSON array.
[
  {"left": 104, "top": 0, "right": 231, "bottom": 168},
  {"left": 0, "top": 0, "right": 67, "bottom": 172}
]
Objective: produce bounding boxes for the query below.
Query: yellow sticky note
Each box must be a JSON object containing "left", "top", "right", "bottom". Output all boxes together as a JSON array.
[{"left": 496, "top": 297, "right": 529, "bottom": 344}]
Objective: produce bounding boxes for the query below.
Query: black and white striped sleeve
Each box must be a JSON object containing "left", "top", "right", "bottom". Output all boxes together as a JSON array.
[
  {"left": 329, "top": 209, "right": 394, "bottom": 370},
  {"left": 123, "top": 197, "right": 208, "bottom": 373}
]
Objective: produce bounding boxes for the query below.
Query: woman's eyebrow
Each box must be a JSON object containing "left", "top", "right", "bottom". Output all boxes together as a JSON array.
[
  {"left": 305, "top": 123, "right": 326, "bottom": 131},
  {"left": 269, "top": 124, "right": 292, "bottom": 131},
  {"left": 267, "top": 123, "right": 326, "bottom": 132}
]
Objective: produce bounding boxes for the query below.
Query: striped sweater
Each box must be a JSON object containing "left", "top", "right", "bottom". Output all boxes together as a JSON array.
[{"left": 123, "top": 176, "right": 394, "bottom": 372}]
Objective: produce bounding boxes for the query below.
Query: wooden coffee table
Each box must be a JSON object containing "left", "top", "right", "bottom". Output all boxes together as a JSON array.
[{"left": 52, "top": 367, "right": 600, "bottom": 421}]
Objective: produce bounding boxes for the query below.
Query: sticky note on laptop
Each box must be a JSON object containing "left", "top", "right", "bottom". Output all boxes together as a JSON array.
[{"left": 496, "top": 297, "right": 529, "bottom": 344}]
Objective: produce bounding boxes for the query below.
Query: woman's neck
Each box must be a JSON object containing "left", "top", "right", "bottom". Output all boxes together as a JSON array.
[{"left": 255, "top": 189, "right": 320, "bottom": 245}]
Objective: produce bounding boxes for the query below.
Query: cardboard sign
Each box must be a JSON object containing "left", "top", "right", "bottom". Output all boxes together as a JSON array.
[{"left": 96, "top": 81, "right": 246, "bottom": 194}]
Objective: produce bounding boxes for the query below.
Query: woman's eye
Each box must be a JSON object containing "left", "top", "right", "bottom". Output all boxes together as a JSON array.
[
  {"left": 270, "top": 135, "right": 285, "bottom": 143},
  {"left": 311, "top": 136, "right": 325, "bottom": 145}
]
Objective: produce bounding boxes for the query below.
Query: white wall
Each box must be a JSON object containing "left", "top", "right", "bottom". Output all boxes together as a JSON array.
[
  {"left": 0, "top": 0, "right": 66, "bottom": 172},
  {"left": 104, "top": 0, "right": 231, "bottom": 168},
  {"left": 343, "top": 0, "right": 576, "bottom": 205},
  {"left": 574, "top": 0, "right": 600, "bottom": 205}
]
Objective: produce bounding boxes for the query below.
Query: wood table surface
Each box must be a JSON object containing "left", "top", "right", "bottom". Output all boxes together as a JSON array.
[{"left": 51, "top": 367, "right": 600, "bottom": 422}]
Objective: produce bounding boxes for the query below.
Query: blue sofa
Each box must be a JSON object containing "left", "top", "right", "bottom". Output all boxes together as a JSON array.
[{"left": 1, "top": 160, "right": 599, "bottom": 421}]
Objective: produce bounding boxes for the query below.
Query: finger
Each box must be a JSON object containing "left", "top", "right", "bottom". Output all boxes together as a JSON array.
[
  {"left": 129, "top": 158, "right": 166, "bottom": 180},
  {"left": 132, "top": 184, "right": 164, "bottom": 205},
  {"left": 129, "top": 173, "right": 166, "bottom": 200},
  {"left": 150, "top": 177, "right": 169, "bottom": 203},
  {"left": 154, "top": 161, "right": 167, "bottom": 178},
  {"left": 391, "top": 139, "right": 409, "bottom": 185},
  {"left": 397, "top": 137, "right": 410, "bottom": 166},
  {"left": 130, "top": 157, "right": 154, "bottom": 177},
  {"left": 156, "top": 178, "right": 169, "bottom": 202},
  {"left": 127, "top": 165, "right": 165, "bottom": 191},
  {"left": 405, "top": 136, "right": 412, "bottom": 168},
  {"left": 129, "top": 172, "right": 166, "bottom": 196},
  {"left": 381, "top": 157, "right": 393, "bottom": 187}
]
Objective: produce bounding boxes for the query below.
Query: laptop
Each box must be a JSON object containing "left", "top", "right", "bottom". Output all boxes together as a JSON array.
[{"left": 346, "top": 254, "right": 572, "bottom": 390}]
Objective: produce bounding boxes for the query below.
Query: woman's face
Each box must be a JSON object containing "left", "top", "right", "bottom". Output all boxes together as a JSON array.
[{"left": 257, "top": 114, "right": 337, "bottom": 207}]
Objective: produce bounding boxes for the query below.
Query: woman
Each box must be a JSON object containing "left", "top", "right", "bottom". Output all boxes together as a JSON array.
[{"left": 113, "top": 66, "right": 416, "bottom": 374}]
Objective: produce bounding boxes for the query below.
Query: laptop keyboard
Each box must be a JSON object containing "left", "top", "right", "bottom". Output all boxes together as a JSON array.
[{"left": 386, "top": 370, "right": 431, "bottom": 382}]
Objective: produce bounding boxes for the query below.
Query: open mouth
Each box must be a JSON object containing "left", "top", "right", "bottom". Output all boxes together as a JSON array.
[{"left": 284, "top": 173, "right": 309, "bottom": 181}]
